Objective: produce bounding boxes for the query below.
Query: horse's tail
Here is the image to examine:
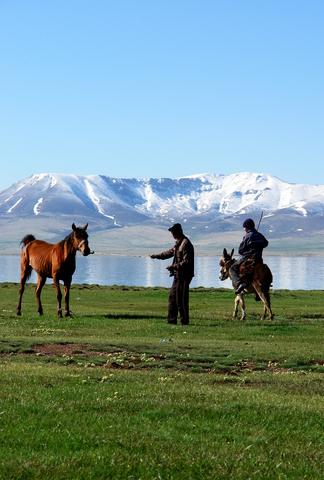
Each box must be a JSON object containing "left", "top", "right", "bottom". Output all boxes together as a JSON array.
[
  {"left": 20, "top": 236, "right": 34, "bottom": 281},
  {"left": 254, "top": 263, "right": 273, "bottom": 293},
  {"left": 20, "top": 234, "right": 36, "bottom": 248}
]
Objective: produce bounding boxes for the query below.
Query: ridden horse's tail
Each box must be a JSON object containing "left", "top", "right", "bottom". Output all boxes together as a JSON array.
[{"left": 20, "top": 234, "right": 36, "bottom": 281}]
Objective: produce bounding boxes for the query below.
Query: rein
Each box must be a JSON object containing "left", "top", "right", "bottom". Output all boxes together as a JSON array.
[{"left": 224, "top": 259, "right": 235, "bottom": 270}]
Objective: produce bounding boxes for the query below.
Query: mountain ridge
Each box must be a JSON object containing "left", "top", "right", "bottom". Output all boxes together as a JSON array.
[{"left": 0, "top": 172, "right": 323, "bottom": 255}]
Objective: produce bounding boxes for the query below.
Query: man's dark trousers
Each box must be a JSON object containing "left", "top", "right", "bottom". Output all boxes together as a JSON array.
[{"left": 168, "top": 278, "right": 191, "bottom": 325}]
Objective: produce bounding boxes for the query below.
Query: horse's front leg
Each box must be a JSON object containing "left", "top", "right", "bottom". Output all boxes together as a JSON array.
[
  {"left": 53, "top": 273, "right": 63, "bottom": 318},
  {"left": 233, "top": 296, "right": 239, "bottom": 317},
  {"left": 238, "top": 294, "right": 246, "bottom": 320},
  {"left": 64, "top": 280, "right": 72, "bottom": 317},
  {"left": 35, "top": 275, "right": 46, "bottom": 315}
]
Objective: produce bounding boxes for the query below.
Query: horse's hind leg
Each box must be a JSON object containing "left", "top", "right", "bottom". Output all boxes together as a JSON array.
[
  {"left": 254, "top": 286, "right": 273, "bottom": 320},
  {"left": 17, "top": 254, "right": 31, "bottom": 316},
  {"left": 263, "top": 291, "right": 273, "bottom": 320},
  {"left": 35, "top": 275, "right": 46, "bottom": 315}
]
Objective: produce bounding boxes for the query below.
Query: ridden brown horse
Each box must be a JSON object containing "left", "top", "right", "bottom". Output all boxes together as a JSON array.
[
  {"left": 17, "top": 223, "right": 93, "bottom": 318},
  {"left": 219, "top": 248, "right": 273, "bottom": 320}
]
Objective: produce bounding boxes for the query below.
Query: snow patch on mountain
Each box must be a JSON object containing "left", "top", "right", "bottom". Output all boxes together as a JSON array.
[
  {"left": 34, "top": 198, "right": 43, "bottom": 215},
  {"left": 7, "top": 198, "right": 22, "bottom": 213},
  {"left": 1, "top": 172, "right": 324, "bottom": 228}
]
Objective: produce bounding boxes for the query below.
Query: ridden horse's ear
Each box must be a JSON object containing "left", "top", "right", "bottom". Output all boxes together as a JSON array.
[
  {"left": 230, "top": 248, "right": 234, "bottom": 257},
  {"left": 72, "top": 223, "right": 76, "bottom": 231},
  {"left": 83, "top": 223, "right": 88, "bottom": 231},
  {"left": 223, "top": 248, "right": 227, "bottom": 257}
]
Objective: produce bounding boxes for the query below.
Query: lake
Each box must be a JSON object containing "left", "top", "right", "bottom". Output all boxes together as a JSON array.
[{"left": 0, "top": 255, "right": 323, "bottom": 290}]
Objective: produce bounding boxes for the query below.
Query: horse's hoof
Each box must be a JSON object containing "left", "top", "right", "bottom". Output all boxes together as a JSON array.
[{"left": 16, "top": 311, "right": 21, "bottom": 316}]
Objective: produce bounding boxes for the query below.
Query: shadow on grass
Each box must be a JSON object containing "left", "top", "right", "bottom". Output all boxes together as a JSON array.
[{"left": 101, "top": 313, "right": 165, "bottom": 320}]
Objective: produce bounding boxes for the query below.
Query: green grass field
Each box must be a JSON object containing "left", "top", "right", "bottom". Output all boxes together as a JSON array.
[{"left": 1, "top": 283, "right": 324, "bottom": 479}]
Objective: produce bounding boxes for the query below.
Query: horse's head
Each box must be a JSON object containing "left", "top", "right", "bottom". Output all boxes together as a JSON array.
[
  {"left": 219, "top": 248, "right": 235, "bottom": 281},
  {"left": 72, "top": 223, "right": 94, "bottom": 256}
]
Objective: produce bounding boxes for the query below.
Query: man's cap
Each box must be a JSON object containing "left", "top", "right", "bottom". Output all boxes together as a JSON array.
[
  {"left": 243, "top": 218, "right": 255, "bottom": 229},
  {"left": 168, "top": 223, "right": 183, "bottom": 234}
]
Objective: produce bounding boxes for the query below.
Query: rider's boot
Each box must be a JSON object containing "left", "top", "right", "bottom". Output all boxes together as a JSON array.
[{"left": 235, "top": 282, "right": 247, "bottom": 295}]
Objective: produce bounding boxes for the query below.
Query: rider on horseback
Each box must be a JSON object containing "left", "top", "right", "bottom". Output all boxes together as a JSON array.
[{"left": 230, "top": 218, "right": 269, "bottom": 295}]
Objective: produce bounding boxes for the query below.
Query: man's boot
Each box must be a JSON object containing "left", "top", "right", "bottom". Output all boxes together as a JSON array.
[{"left": 235, "top": 282, "right": 247, "bottom": 295}]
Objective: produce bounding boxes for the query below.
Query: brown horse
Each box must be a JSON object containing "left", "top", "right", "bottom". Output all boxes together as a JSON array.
[
  {"left": 219, "top": 248, "right": 273, "bottom": 320},
  {"left": 17, "top": 223, "right": 93, "bottom": 318}
]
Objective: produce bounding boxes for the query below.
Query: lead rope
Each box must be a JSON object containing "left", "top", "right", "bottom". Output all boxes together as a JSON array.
[{"left": 150, "top": 257, "right": 169, "bottom": 275}]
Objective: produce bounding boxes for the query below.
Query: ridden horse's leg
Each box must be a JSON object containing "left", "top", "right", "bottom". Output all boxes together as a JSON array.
[
  {"left": 64, "top": 279, "right": 72, "bottom": 317},
  {"left": 238, "top": 294, "right": 246, "bottom": 320},
  {"left": 233, "top": 296, "right": 239, "bottom": 317},
  {"left": 263, "top": 291, "right": 273, "bottom": 320},
  {"left": 254, "top": 284, "right": 273, "bottom": 320},
  {"left": 35, "top": 275, "right": 46, "bottom": 315},
  {"left": 53, "top": 273, "right": 63, "bottom": 318}
]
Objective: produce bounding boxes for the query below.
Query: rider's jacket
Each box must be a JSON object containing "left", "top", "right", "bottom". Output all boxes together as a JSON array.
[{"left": 238, "top": 228, "right": 268, "bottom": 258}]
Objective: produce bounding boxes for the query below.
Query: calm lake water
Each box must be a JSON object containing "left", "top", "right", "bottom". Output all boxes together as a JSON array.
[{"left": 0, "top": 255, "right": 323, "bottom": 290}]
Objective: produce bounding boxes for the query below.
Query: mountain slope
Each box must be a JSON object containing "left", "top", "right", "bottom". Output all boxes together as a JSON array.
[
  {"left": 1, "top": 172, "right": 324, "bottom": 254},
  {"left": 1, "top": 172, "right": 324, "bottom": 221}
]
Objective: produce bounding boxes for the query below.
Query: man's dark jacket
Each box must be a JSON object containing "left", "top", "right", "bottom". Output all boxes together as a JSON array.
[
  {"left": 238, "top": 228, "right": 268, "bottom": 258},
  {"left": 155, "top": 236, "right": 194, "bottom": 280}
]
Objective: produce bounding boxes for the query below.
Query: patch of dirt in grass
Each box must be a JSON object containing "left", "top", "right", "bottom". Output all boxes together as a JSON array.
[
  {"left": 0, "top": 343, "right": 311, "bottom": 374},
  {"left": 0, "top": 343, "right": 104, "bottom": 358}
]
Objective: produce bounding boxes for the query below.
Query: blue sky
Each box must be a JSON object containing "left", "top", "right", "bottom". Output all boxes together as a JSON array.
[{"left": 0, "top": 0, "right": 323, "bottom": 191}]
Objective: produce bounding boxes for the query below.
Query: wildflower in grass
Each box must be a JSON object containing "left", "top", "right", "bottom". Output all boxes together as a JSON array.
[{"left": 101, "top": 376, "right": 108, "bottom": 382}]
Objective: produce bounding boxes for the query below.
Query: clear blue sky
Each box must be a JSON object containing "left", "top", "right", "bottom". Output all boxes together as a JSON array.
[{"left": 0, "top": 0, "right": 323, "bottom": 191}]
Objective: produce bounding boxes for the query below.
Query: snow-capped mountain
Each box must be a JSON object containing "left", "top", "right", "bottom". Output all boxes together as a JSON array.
[{"left": 0, "top": 172, "right": 324, "bottom": 245}]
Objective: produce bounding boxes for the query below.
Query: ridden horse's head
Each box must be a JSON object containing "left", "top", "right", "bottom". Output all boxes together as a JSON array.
[
  {"left": 71, "top": 223, "right": 93, "bottom": 256},
  {"left": 219, "top": 248, "right": 235, "bottom": 281}
]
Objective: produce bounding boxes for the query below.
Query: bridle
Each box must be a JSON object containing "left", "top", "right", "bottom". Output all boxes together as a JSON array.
[
  {"left": 73, "top": 233, "right": 88, "bottom": 251},
  {"left": 76, "top": 238, "right": 87, "bottom": 251},
  {"left": 219, "top": 258, "right": 233, "bottom": 281}
]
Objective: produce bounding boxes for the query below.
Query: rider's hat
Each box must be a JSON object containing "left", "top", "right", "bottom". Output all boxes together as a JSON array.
[{"left": 243, "top": 218, "right": 255, "bottom": 229}]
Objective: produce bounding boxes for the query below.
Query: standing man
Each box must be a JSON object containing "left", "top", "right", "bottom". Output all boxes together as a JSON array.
[
  {"left": 230, "top": 218, "right": 269, "bottom": 295},
  {"left": 150, "top": 223, "right": 194, "bottom": 325}
]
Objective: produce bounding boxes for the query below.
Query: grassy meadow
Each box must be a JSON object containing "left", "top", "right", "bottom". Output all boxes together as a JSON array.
[{"left": 1, "top": 282, "right": 324, "bottom": 479}]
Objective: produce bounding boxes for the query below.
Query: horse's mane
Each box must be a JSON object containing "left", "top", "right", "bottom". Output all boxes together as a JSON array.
[
  {"left": 58, "top": 232, "right": 74, "bottom": 252},
  {"left": 58, "top": 227, "right": 88, "bottom": 252}
]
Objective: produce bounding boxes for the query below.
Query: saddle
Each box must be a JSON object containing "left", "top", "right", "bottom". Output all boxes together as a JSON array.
[
  {"left": 239, "top": 254, "right": 263, "bottom": 277},
  {"left": 238, "top": 255, "right": 264, "bottom": 301}
]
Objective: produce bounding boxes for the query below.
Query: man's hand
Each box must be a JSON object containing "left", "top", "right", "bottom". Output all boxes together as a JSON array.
[
  {"left": 150, "top": 254, "right": 156, "bottom": 259},
  {"left": 166, "top": 265, "right": 174, "bottom": 272}
]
